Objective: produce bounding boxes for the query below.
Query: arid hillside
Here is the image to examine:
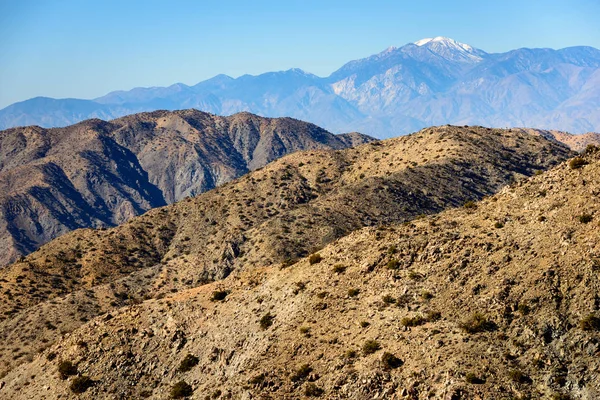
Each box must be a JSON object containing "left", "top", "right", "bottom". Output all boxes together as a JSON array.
[
  {"left": 0, "top": 126, "right": 575, "bottom": 389},
  {"left": 0, "top": 109, "right": 373, "bottom": 266},
  {"left": 515, "top": 128, "right": 600, "bottom": 152},
  {"left": 2, "top": 141, "right": 599, "bottom": 400}
]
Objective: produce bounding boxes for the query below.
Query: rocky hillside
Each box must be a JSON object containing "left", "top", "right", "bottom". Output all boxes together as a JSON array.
[
  {"left": 2, "top": 139, "right": 598, "bottom": 400},
  {"left": 516, "top": 128, "right": 600, "bottom": 152},
  {"left": 0, "top": 109, "right": 373, "bottom": 266},
  {"left": 0, "top": 126, "right": 574, "bottom": 392}
]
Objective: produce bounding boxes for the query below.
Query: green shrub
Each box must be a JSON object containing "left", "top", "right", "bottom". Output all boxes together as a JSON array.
[
  {"left": 569, "top": 157, "right": 588, "bottom": 169},
  {"left": 70, "top": 376, "right": 94, "bottom": 394},
  {"left": 170, "top": 380, "right": 193, "bottom": 398},
  {"left": 459, "top": 313, "right": 497, "bottom": 333},
  {"left": 309, "top": 254, "right": 322, "bottom": 265},
  {"left": 517, "top": 304, "right": 530, "bottom": 315},
  {"left": 579, "top": 214, "right": 593, "bottom": 224},
  {"left": 304, "top": 382, "right": 324, "bottom": 397},
  {"left": 421, "top": 291, "right": 434, "bottom": 300},
  {"left": 386, "top": 259, "right": 399, "bottom": 270},
  {"left": 290, "top": 364, "right": 312, "bottom": 382},
  {"left": 211, "top": 290, "right": 229, "bottom": 301},
  {"left": 580, "top": 314, "right": 600, "bottom": 331},
  {"left": 381, "top": 352, "right": 403, "bottom": 369},
  {"left": 362, "top": 340, "right": 381, "bottom": 355},
  {"left": 345, "top": 349, "right": 357, "bottom": 359},
  {"left": 348, "top": 288, "right": 360, "bottom": 297},
  {"left": 387, "top": 245, "right": 398, "bottom": 255},
  {"left": 299, "top": 326, "right": 311, "bottom": 335},
  {"left": 259, "top": 313, "right": 275, "bottom": 330},
  {"left": 58, "top": 360, "right": 77, "bottom": 380},
  {"left": 494, "top": 221, "right": 504, "bottom": 229},
  {"left": 178, "top": 354, "right": 199, "bottom": 373}
]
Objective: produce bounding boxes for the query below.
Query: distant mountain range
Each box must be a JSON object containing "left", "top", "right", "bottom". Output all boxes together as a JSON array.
[{"left": 2, "top": 37, "right": 600, "bottom": 137}]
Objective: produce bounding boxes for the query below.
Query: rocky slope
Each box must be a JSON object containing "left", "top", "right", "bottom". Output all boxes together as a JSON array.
[
  {"left": 1, "top": 139, "right": 598, "bottom": 400},
  {"left": 516, "top": 128, "right": 600, "bottom": 152},
  {"left": 0, "top": 126, "right": 575, "bottom": 391},
  {"left": 0, "top": 110, "right": 373, "bottom": 266}
]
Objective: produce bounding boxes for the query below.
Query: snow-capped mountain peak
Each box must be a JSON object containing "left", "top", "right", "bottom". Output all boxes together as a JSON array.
[{"left": 414, "top": 36, "right": 485, "bottom": 63}]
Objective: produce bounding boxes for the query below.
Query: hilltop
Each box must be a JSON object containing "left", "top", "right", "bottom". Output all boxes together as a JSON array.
[
  {"left": 0, "top": 109, "right": 373, "bottom": 266},
  {"left": 1, "top": 137, "right": 598, "bottom": 399}
]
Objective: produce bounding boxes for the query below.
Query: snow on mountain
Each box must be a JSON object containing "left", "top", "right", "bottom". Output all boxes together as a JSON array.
[{"left": 1, "top": 38, "right": 600, "bottom": 138}]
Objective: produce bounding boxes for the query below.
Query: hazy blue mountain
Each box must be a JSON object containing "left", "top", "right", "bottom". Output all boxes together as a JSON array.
[{"left": 2, "top": 37, "right": 600, "bottom": 137}]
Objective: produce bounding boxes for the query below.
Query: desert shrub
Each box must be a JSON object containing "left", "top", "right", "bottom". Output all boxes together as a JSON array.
[
  {"left": 211, "top": 290, "right": 229, "bottom": 301},
  {"left": 304, "top": 382, "right": 324, "bottom": 397},
  {"left": 387, "top": 259, "right": 399, "bottom": 270},
  {"left": 170, "top": 380, "right": 193, "bottom": 398},
  {"left": 464, "top": 201, "right": 477, "bottom": 209},
  {"left": 508, "top": 369, "right": 532, "bottom": 384},
  {"left": 421, "top": 291, "right": 434, "bottom": 300},
  {"left": 401, "top": 315, "right": 425, "bottom": 327},
  {"left": 362, "top": 340, "right": 381, "bottom": 355},
  {"left": 580, "top": 314, "right": 600, "bottom": 331},
  {"left": 348, "top": 288, "right": 360, "bottom": 297},
  {"left": 494, "top": 221, "right": 504, "bottom": 229},
  {"left": 459, "top": 313, "right": 497, "bottom": 333},
  {"left": 381, "top": 352, "right": 403, "bottom": 369},
  {"left": 309, "top": 254, "right": 322, "bottom": 265},
  {"left": 584, "top": 144, "right": 599, "bottom": 154},
  {"left": 517, "top": 304, "right": 530, "bottom": 315},
  {"left": 360, "top": 321, "right": 370, "bottom": 328},
  {"left": 465, "top": 372, "right": 485, "bottom": 384},
  {"left": 58, "top": 360, "right": 77, "bottom": 380},
  {"left": 46, "top": 352, "right": 57, "bottom": 361},
  {"left": 299, "top": 326, "right": 310, "bottom": 335},
  {"left": 178, "top": 354, "right": 199, "bottom": 373},
  {"left": 332, "top": 264, "right": 346, "bottom": 274},
  {"left": 70, "top": 376, "right": 94, "bottom": 394},
  {"left": 579, "top": 214, "right": 593, "bottom": 224},
  {"left": 345, "top": 349, "right": 357, "bottom": 359},
  {"left": 259, "top": 313, "right": 275, "bottom": 330},
  {"left": 290, "top": 364, "right": 312, "bottom": 382},
  {"left": 408, "top": 271, "right": 423, "bottom": 281},
  {"left": 552, "top": 393, "right": 572, "bottom": 400},
  {"left": 140, "top": 390, "right": 153, "bottom": 398},
  {"left": 387, "top": 245, "right": 398, "bottom": 254},
  {"left": 382, "top": 295, "right": 396, "bottom": 304},
  {"left": 425, "top": 310, "right": 442, "bottom": 322},
  {"left": 569, "top": 157, "right": 588, "bottom": 169}
]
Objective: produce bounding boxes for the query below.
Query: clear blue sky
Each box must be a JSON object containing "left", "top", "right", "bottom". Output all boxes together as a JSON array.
[{"left": 1, "top": 0, "right": 599, "bottom": 108}]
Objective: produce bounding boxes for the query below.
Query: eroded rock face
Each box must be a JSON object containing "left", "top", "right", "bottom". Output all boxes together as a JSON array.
[{"left": 0, "top": 109, "right": 374, "bottom": 266}]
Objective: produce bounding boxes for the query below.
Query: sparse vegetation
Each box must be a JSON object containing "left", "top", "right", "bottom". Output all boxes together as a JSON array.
[
  {"left": 362, "top": 340, "right": 381, "bottom": 355},
  {"left": 70, "top": 375, "right": 94, "bottom": 394},
  {"left": 569, "top": 157, "right": 588, "bottom": 169},
  {"left": 459, "top": 313, "right": 497, "bottom": 333},
  {"left": 259, "top": 313, "right": 275, "bottom": 330},
  {"left": 580, "top": 314, "right": 600, "bottom": 331},
  {"left": 401, "top": 315, "right": 425, "bottom": 327},
  {"left": 465, "top": 373, "right": 486, "bottom": 384},
  {"left": 304, "top": 382, "right": 324, "bottom": 397},
  {"left": 309, "top": 253, "right": 322, "bottom": 265},
  {"left": 464, "top": 201, "right": 477, "bottom": 209},
  {"left": 494, "top": 221, "right": 504, "bottom": 228},
  {"left": 348, "top": 288, "right": 360, "bottom": 297},
  {"left": 332, "top": 264, "right": 346, "bottom": 274},
  {"left": 386, "top": 259, "right": 399, "bottom": 270},
  {"left": 290, "top": 364, "right": 312, "bottom": 382},
  {"left": 211, "top": 290, "right": 229, "bottom": 301},
  {"left": 170, "top": 380, "right": 193, "bottom": 398},
  {"left": 58, "top": 360, "right": 77, "bottom": 380},
  {"left": 382, "top": 294, "right": 396, "bottom": 304},
  {"left": 508, "top": 369, "right": 532, "bottom": 384},
  {"left": 178, "top": 354, "right": 199, "bottom": 373},
  {"left": 381, "top": 352, "right": 403, "bottom": 369},
  {"left": 579, "top": 213, "right": 593, "bottom": 224},
  {"left": 360, "top": 321, "right": 370, "bottom": 328}
]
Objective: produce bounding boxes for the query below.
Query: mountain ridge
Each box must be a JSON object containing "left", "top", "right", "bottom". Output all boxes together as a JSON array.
[{"left": 3, "top": 38, "right": 600, "bottom": 136}]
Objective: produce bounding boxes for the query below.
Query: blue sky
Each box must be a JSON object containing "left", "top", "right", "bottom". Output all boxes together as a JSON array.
[{"left": 1, "top": 0, "right": 599, "bottom": 108}]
